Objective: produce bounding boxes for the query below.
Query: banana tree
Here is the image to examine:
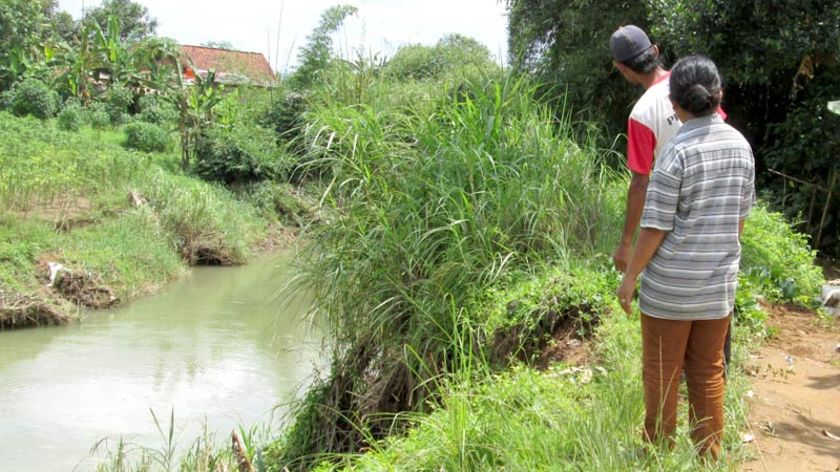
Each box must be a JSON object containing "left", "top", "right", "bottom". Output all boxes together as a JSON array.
[
  {"left": 91, "top": 15, "right": 135, "bottom": 85},
  {"left": 54, "top": 24, "right": 96, "bottom": 101},
  {"left": 156, "top": 55, "right": 223, "bottom": 171}
]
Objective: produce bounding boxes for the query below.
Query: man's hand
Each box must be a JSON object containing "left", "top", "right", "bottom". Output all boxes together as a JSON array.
[
  {"left": 617, "top": 274, "right": 636, "bottom": 315},
  {"left": 613, "top": 242, "right": 631, "bottom": 273}
]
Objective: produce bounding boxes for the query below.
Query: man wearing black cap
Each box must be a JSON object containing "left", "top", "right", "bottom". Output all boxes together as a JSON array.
[{"left": 609, "top": 25, "right": 677, "bottom": 274}]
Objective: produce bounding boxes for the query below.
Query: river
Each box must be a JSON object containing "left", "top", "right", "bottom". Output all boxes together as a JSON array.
[{"left": 0, "top": 250, "right": 322, "bottom": 471}]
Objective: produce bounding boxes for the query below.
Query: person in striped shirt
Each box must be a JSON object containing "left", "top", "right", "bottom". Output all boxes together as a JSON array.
[{"left": 616, "top": 55, "right": 755, "bottom": 459}]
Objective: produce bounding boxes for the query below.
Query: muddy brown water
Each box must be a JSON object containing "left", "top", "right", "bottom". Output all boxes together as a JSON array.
[{"left": 0, "top": 251, "right": 323, "bottom": 471}]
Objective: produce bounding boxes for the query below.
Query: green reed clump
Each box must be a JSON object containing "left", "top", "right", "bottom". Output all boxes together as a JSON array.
[{"left": 271, "top": 75, "right": 625, "bottom": 468}]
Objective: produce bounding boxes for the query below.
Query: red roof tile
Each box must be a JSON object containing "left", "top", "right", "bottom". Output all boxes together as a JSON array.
[{"left": 181, "top": 45, "right": 274, "bottom": 85}]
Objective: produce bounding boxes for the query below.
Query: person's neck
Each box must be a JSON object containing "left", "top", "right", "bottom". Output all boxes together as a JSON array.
[{"left": 638, "top": 67, "right": 669, "bottom": 90}]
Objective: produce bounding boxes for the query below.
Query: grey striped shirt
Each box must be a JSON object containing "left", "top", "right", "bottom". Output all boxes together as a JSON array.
[{"left": 639, "top": 114, "right": 755, "bottom": 320}]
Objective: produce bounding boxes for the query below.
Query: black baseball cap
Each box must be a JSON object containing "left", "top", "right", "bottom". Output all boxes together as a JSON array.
[{"left": 610, "top": 25, "right": 652, "bottom": 63}]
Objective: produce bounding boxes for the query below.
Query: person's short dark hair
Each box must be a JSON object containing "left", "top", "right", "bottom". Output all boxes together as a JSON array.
[
  {"left": 623, "top": 47, "right": 660, "bottom": 74},
  {"left": 670, "top": 55, "right": 722, "bottom": 116}
]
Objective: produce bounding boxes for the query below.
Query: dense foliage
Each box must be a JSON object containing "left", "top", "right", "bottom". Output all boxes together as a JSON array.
[
  {"left": 384, "top": 34, "right": 496, "bottom": 81},
  {"left": 123, "top": 121, "right": 171, "bottom": 152},
  {"left": 270, "top": 73, "right": 626, "bottom": 469},
  {"left": 195, "top": 123, "right": 285, "bottom": 183},
  {"left": 6, "top": 77, "right": 58, "bottom": 119},
  {"left": 83, "top": 0, "right": 158, "bottom": 42},
  {"left": 505, "top": 0, "right": 648, "bottom": 136},
  {"left": 287, "top": 4, "right": 358, "bottom": 90},
  {"left": 56, "top": 102, "right": 84, "bottom": 131}
]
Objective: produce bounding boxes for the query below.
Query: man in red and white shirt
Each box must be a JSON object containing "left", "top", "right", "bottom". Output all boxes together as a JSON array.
[
  {"left": 610, "top": 25, "right": 677, "bottom": 273},
  {"left": 609, "top": 25, "right": 727, "bottom": 272}
]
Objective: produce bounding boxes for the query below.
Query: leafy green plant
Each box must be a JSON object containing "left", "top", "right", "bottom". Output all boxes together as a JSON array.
[
  {"left": 57, "top": 103, "right": 84, "bottom": 131},
  {"left": 103, "top": 82, "right": 133, "bottom": 124},
  {"left": 123, "top": 121, "right": 170, "bottom": 152},
  {"left": 384, "top": 34, "right": 496, "bottom": 81},
  {"left": 136, "top": 93, "right": 175, "bottom": 124},
  {"left": 88, "top": 103, "right": 112, "bottom": 129},
  {"left": 740, "top": 204, "right": 824, "bottom": 306},
  {"left": 9, "top": 77, "right": 58, "bottom": 119},
  {"left": 194, "top": 123, "right": 285, "bottom": 183},
  {"left": 287, "top": 5, "right": 358, "bottom": 90}
]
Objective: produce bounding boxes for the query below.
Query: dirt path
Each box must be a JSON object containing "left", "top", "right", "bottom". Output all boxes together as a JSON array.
[{"left": 742, "top": 304, "right": 840, "bottom": 472}]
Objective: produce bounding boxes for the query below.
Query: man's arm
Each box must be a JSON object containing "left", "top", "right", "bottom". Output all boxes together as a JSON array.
[{"left": 613, "top": 171, "right": 650, "bottom": 272}]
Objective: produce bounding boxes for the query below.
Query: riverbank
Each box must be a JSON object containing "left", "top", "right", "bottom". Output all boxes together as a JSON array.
[{"left": 0, "top": 112, "right": 309, "bottom": 329}]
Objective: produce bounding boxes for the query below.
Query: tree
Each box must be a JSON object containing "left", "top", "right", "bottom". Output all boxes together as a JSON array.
[
  {"left": 83, "top": 0, "right": 157, "bottom": 42},
  {"left": 385, "top": 34, "right": 496, "bottom": 80},
  {"left": 288, "top": 4, "right": 358, "bottom": 90},
  {"left": 0, "top": 0, "right": 51, "bottom": 89},
  {"left": 50, "top": 10, "right": 79, "bottom": 44},
  {"left": 649, "top": 0, "right": 840, "bottom": 252},
  {"left": 505, "top": 0, "right": 649, "bottom": 137}
]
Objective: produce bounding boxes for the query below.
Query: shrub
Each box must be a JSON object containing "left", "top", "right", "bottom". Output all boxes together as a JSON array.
[
  {"left": 57, "top": 104, "right": 84, "bottom": 132},
  {"left": 740, "top": 204, "right": 824, "bottom": 306},
  {"left": 123, "top": 121, "right": 171, "bottom": 153},
  {"left": 137, "top": 94, "right": 176, "bottom": 125},
  {"left": 88, "top": 102, "right": 111, "bottom": 129},
  {"left": 260, "top": 89, "right": 307, "bottom": 139},
  {"left": 194, "top": 124, "right": 286, "bottom": 183},
  {"left": 104, "top": 83, "right": 134, "bottom": 123},
  {"left": 385, "top": 34, "right": 496, "bottom": 81},
  {"left": 9, "top": 78, "right": 58, "bottom": 119},
  {"left": 0, "top": 90, "right": 13, "bottom": 110}
]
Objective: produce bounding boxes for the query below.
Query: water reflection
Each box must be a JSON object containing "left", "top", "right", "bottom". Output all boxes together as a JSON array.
[{"left": 0, "top": 250, "right": 322, "bottom": 472}]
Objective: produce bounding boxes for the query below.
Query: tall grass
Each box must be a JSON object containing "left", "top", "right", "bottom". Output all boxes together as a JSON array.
[
  {"left": 271, "top": 74, "right": 626, "bottom": 468},
  {"left": 0, "top": 112, "right": 154, "bottom": 211}
]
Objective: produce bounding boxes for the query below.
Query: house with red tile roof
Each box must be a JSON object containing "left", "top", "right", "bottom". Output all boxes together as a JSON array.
[{"left": 180, "top": 45, "right": 275, "bottom": 86}]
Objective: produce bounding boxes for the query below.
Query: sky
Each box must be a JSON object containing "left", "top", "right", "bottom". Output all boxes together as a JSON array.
[{"left": 58, "top": 0, "right": 510, "bottom": 72}]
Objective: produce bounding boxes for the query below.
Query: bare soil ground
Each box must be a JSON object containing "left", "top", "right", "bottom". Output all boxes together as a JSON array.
[{"left": 743, "top": 304, "right": 840, "bottom": 472}]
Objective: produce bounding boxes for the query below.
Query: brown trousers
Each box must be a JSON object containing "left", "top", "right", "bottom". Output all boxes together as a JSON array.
[{"left": 641, "top": 313, "right": 730, "bottom": 458}]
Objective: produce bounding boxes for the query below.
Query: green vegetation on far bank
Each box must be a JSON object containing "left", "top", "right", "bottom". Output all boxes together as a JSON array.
[{"left": 0, "top": 111, "right": 293, "bottom": 327}]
